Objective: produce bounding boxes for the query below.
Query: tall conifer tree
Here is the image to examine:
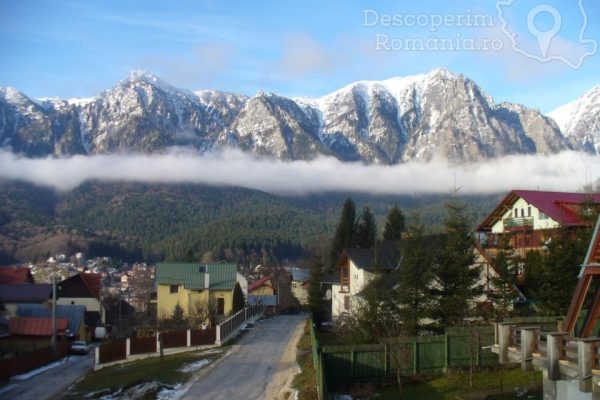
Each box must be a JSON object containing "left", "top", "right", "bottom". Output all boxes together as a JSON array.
[
  {"left": 356, "top": 206, "right": 377, "bottom": 248},
  {"left": 383, "top": 205, "right": 406, "bottom": 241},
  {"left": 329, "top": 198, "right": 357, "bottom": 269},
  {"left": 431, "top": 199, "right": 482, "bottom": 328}
]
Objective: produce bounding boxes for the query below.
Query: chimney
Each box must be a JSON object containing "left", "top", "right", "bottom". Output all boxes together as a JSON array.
[{"left": 204, "top": 273, "right": 210, "bottom": 290}]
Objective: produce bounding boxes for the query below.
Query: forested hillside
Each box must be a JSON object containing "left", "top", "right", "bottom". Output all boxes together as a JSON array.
[{"left": 0, "top": 179, "right": 501, "bottom": 265}]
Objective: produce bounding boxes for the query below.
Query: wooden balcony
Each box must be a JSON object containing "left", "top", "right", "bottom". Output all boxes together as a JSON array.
[{"left": 503, "top": 217, "right": 534, "bottom": 231}]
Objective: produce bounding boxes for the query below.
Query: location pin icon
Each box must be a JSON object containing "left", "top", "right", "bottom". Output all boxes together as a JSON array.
[{"left": 527, "top": 5, "right": 562, "bottom": 59}]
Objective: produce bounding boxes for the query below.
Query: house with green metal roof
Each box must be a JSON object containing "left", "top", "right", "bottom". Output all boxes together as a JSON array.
[{"left": 155, "top": 262, "right": 240, "bottom": 324}]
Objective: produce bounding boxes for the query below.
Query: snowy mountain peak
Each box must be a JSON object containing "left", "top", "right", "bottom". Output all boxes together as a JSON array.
[
  {"left": 127, "top": 70, "right": 162, "bottom": 84},
  {"left": 548, "top": 84, "right": 600, "bottom": 154},
  {"left": 0, "top": 68, "right": 577, "bottom": 162},
  {"left": 0, "top": 87, "right": 31, "bottom": 104}
]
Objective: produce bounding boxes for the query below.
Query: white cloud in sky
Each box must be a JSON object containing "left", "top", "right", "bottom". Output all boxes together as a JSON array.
[
  {"left": 277, "top": 33, "right": 337, "bottom": 76},
  {"left": 0, "top": 150, "right": 597, "bottom": 195}
]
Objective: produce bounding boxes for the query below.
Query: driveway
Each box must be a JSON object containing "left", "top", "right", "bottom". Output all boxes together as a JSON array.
[
  {"left": 0, "top": 352, "right": 94, "bottom": 400},
  {"left": 182, "top": 314, "right": 306, "bottom": 400}
]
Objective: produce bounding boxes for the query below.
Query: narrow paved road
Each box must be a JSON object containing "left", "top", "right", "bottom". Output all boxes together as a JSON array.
[
  {"left": 182, "top": 314, "right": 306, "bottom": 400},
  {"left": 0, "top": 352, "right": 94, "bottom": 400}
]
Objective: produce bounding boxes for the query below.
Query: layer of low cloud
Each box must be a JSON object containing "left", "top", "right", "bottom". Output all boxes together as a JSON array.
[{"left": 0, "top": 149, "right": 597, "bottom": 195}]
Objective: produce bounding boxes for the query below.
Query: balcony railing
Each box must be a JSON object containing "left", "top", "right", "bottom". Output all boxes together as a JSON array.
[{"left": 503, "top": 217, "right": 534, "bottom": 229}]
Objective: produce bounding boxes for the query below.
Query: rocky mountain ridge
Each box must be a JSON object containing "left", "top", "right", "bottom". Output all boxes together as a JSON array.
[{"left": 0, "top": 68, "right": 589, "bottom": 163}]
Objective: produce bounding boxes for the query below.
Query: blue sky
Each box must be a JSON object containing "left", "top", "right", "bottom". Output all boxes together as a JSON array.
[{"left": 0, "top": 0, "right": 598, "bottom": 112}]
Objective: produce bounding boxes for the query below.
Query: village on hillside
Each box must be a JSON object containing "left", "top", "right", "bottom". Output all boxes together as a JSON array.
[{"left": 0, "top": 188, "right": 599, "bottom": 399}]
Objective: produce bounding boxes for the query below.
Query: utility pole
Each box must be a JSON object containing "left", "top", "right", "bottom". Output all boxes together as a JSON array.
[{"left": 51, "top": 262, "right": 57, "bottom": 358}]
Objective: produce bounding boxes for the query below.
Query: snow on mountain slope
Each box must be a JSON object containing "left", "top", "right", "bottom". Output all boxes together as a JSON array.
[
  {"left": 0, "top": 68, "right": 574, "bottom": 163},
  {"left": 548, "top": 85, "right": 600, "bottom": 155}
]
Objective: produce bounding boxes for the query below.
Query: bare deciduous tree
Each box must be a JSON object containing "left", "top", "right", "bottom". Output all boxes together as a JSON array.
[{"left": 188, "top": 298, "right": 218, "bottom": 327}]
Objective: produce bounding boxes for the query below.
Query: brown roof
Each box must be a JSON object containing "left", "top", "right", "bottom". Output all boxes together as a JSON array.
[
  {"left": 0, "top": 267, "right": 34, "bottom": 284},
  {"left": 9, "top": 316, "right": 69, "bottom": 336},
  {"left": 248, "top": 276, "right": 273, "bottom": 293},
  {"left": 58, "top": 273, "right": 101, "bottom": 301}
]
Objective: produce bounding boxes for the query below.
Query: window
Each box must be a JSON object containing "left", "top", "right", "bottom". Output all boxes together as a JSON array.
[
  {"left": 514, "top": 209, "right": 518, "bottom": 217},
  {"left": 521, "top": 209, "right": 525, "bottom": 217},
  {"left": 528, "top": 207, "right": 531, "bottom": 217},
  {"left": 170, "top": 284, "right": 178, "bottom": 294},
  {"left": 344, "top": 295, "right": 350, "bottom": 310},
  {"left": 539, "top": 211, "right": 548, "bottom": 220}
]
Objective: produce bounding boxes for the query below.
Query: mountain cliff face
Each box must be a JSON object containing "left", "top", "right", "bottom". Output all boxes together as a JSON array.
[
  {"left": 0, "top": 68, "right": 575, "bottom": 163},
  {"left": 548, "top": 85, "right": 600, "bottom": 155}
]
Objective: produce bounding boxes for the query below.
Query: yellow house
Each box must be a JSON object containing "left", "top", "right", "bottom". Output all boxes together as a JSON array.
[{"left": 156, "top": 262, "right": 239, "bottom": 324}]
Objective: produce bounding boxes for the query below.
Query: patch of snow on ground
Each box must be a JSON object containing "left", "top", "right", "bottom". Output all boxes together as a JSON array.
[
  {"left": 178, "top": 358, "right": 211, "bottom": 373},
  {"left": 197, "top": 348, "right": 222, "bottom": 355},
  {"left": 157, "top": 383, "right": 187, "bottom": 400},
  {"left": 333, "top": 395, "right": 353, "bottom": 400},
  {"left": 11, "top": 356, "right": 75, "bottom": 381}
]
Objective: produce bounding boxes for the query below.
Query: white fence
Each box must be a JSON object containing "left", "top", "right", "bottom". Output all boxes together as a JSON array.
[{"left": 216, "top": 304, "right": 264, "bottom": 345}]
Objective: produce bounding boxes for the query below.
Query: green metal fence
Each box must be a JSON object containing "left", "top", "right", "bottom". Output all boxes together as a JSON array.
[
  {"left": 309, "top": 323, "right": 497, "bottom": 399},
  {"left": 310, "top": 322, "right": 327, "bottom": 400}
]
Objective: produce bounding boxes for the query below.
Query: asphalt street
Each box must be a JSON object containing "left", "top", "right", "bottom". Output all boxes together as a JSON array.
[
  {"left": 0, "top": 351, "right": 94, "bottom": 400},
  {"left": 182, "top": 314, "right": 306, "bottom": 400}
]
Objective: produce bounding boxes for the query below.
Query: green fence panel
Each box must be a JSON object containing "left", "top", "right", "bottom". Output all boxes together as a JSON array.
[
  {"left": 354, "top": 350, "right": 386, "bottom": 379},
  {"left": 417, "top": 339, "right": 446, "bottom": 373},
  {"left": 323, "top": 352, "right": 353, "bottom": 384}
]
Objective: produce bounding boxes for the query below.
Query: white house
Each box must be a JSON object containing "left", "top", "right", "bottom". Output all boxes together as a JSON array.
[
  {"left": 477, "top": 190, "right": 600, "bottom": 255},
  {"left": 289, "top": 268, "right": 310, "bottom": 305},
  {"left": 331, "top": 247, "right": 398, "bottom": 321}
]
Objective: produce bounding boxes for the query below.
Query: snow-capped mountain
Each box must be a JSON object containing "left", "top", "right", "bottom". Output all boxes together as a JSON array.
[
  {"left": 0, "top": 68, "right": 574, "bottom": 163},
  {"left": 548, "top": 85, "right": 600, "bottom": 155}
]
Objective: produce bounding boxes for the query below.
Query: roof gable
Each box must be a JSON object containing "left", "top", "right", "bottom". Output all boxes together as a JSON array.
[
  {"left": 58, "top": 273, "right": 101, "bottom": 300},
  {"left": 477, "top": 190, "right": 600, "bottom": 231}
]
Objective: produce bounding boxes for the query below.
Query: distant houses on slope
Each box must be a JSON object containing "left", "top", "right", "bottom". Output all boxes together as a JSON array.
[{"left": 0, "top": 269, "right": 107, "bottom": 355}]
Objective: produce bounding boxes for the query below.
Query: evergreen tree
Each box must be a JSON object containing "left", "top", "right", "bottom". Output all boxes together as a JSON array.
[
  {"left": 431, "top": 199, "right": 482, "bottom": 328},
  {"left": 383, "top": 205, "right": 405, "bottom": 241},
  {"left": 171, "top": 302, "right": 186, "bottom": 329},
  {"left": 351, "top": 274, "right": 394, "bottom": 343},
  {"left": 232, "top": 282, "right": 245, "bottom": 313},
  {"left": 356, "top": 206, "right": 377, "bottom": 248},
  {"left": 537, "top": 227, "right": 590, "bottom": 315},
  {"left": 308, "top": 253, "right": 327, "bottom": 327},
  {"left": 394, "top": 214, "right": 434, "bottom": 335},
  {"left": 329, "top": 198, "right": 357, "bottom": 269},
  {"left": 522, "top": 250, "right": 543, "bottom": 300},
  {"left": 489, "top": 250, "right": 516, "bottom": 320}
]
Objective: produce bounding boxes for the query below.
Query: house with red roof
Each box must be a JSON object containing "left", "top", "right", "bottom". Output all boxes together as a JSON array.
[
  {"left": 248, "top": 276, "right": 275, "bottom": 296},
  {"left": 477, "top": 190, "right": 600, "bottom": 256},
  {"left": 56, "top": 273, "right": 105, "bottom": 326},
  {"left": 8, "top": 316, "right": 69, "bottom": 337},
  {"left": 0, "top": 266, "right": 34, "bottom": 284}
]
